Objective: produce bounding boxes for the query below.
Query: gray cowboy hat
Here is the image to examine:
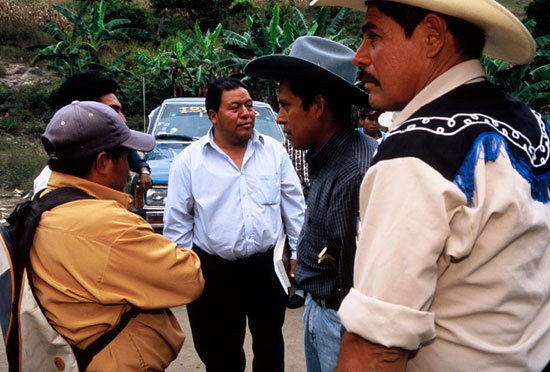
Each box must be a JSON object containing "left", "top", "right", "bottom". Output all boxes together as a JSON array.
[
  {"left": 309, "top": 0, "right": 535, "bottom": 65},
  {"left": 244, "top": 36, "right": 369, "bottom": 105}
]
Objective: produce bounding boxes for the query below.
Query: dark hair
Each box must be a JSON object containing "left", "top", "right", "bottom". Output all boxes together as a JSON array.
[
  {"left": 54, "top": 71, "right": 121, "bottom": 109},
  {"left": 205, "top": 77, "right": 251, "bottom": 113},
  {"left": 48, "top": 146, "right": 127, "bottom": 178},
  {"left": 285, "top": 73, "right": 353, "bottom": 127},
  {"left": 359, "top": 107, "right": 373, "bottom": 119},
  {"left": 368, "top": 1, "right": 485, "bottom": 59}
]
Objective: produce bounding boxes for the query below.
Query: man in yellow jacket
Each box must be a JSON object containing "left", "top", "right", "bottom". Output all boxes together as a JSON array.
[{"left": 32, "top": 100, "right": 204, "bottom": 371}]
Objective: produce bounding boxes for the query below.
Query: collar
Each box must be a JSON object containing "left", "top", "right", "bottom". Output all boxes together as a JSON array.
[
  {"left": 392, "top": 59, "right": 486, "bottom": 130},
  {"left": 306, "top": 127, "right": 355, "bottom": 173},
  {"left": 48, "top": 171, "right": 134, "bottom": 210},
  {"left": 203, "top": 127, "right": 264, "bottom": 150}
]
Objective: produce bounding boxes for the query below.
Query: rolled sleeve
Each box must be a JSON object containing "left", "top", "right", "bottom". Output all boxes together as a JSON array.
[
  {"left": 339, "top": 288, "right": 435, "bottom": 350},
  {"left": 339, "top": 158, "right": 467, "bottom": 351}
]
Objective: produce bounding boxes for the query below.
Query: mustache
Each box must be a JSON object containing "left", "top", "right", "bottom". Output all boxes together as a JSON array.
[{"left": 358, "top": 69, "right": 379, "bottom": 85}]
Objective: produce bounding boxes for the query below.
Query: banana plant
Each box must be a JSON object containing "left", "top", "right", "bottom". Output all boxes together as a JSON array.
[
  {"left": 291, "top": 7, "right": 347, "bottom": 39},
  {"left": 222, "top": 4, "right": 295, "bottom": 59},
  {"left": 482, "top": 20, "right": 550, "bottom": 119},
  {"left": 32, "top": 0, "right": 144, "bottom": 76},
  {"left": 134, "top": 22, "right": 238, "bottom": 97},
  {"left": 31, "top": 17, "right": 95, "bottom": 75}
]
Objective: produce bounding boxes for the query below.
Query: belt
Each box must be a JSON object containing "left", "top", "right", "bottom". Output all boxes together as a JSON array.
[
  {"left": 311, "top": 295, "right": 340, "bottom": 311},
  {"left": 239, "top": 246, "right": 274, "bottom": 261}
]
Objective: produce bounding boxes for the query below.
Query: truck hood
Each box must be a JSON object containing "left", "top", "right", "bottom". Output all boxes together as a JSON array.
[
  {"left": 148, "top": 158, "right": 171, "bottom": 185},
  {"left": 145, "top": 141, "right": 190, "bottom": 185}
]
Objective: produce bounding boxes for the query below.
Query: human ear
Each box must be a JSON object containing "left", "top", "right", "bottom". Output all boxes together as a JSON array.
[
  {"left": 208, "top": 109, "right": 217, "bottom": 125},
  {"left": 312, "top": 94, "right": 327, "bottom": 120},
  {"left": 94, "top": 152, "right": 111, "bottom": 176},
  {"left": 422, "top": 13, "right": 447, "bottom": 58}
]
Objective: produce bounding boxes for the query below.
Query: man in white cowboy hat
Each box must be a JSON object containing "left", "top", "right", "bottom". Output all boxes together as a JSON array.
[
  {"left": 245, "top": 36, "right": 378, "bottom": 372},
  {"left": 302, "top": 0, "right": 550, "bottom": 371}
]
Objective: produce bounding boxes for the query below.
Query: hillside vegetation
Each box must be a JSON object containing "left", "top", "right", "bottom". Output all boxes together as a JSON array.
[{"left": 0, "top": 0, "right": 548, "bottom": 193}]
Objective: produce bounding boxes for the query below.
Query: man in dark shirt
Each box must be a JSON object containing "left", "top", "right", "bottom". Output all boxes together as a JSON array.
[{"left": 245, "top": 36, "right": 378, "bottom": 372}]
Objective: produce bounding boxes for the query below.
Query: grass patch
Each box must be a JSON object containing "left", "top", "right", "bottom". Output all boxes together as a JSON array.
[{"left": 0, "top": 135, "right": 47, "bottom": 193}]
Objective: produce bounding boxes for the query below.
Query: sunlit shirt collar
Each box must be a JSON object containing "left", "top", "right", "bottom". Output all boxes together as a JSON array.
[{"left": 392, "top": 59, "right": 486, "bottom": 130}]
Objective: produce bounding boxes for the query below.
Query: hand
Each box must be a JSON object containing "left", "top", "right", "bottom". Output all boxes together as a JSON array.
[
  {"left": 140, "top": 172, "right": 152, "bottom": 191},
  {"left": 336, "top": 331, "right": 409, "bottom": 372},
  {"left": 290, "top": 259, "right": 297, "bottom": 278}
]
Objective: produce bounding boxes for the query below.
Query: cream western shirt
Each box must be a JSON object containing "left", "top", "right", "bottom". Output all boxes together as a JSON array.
[
  {"left": 338, "top": 60, "right": 550, "bottom": 371},
  {"left": 31, "top": 171, "right": 204, "bottom": 371}
]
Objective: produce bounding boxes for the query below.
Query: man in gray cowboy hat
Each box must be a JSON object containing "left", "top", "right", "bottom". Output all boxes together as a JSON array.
[
  {"left": 245, "top": 35, "right": 378, "bottom": 372},
  {"left": 304, "top": 0, "right": 550, "bottom": 371}
]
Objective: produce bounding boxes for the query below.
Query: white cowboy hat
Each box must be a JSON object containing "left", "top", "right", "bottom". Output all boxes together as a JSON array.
[
  {"left": 245, "top": 36, "right": 370, "bottom": 105},
  {"left": 309, "top": 0, "right": 535, "bottom": 65}
]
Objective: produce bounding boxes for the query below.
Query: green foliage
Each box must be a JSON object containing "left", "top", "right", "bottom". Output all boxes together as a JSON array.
[
  {"left": 0, "top": 82, "right": 9, "bottom": 101},
  {"left": 0, "top": 118, "right": 19, "bottom": 132},
  {"left": 482, "top": 21, "right": 550, "bottom": 120},
  {"left": 133, "top": 22, "right": 238, "bottom": 99},
  {"left": 525, "top": 0, "right": 550, "bottom": 38},
  {"left": 0, "top": 18, "right": 53, "bottom": 60},
  {"left": 0, "top": 136, "right": 47, "bottom": 192},
  {"left": 150, "top": 0, "right": 232, "bottom": 30},
  {"left": 223, "top": 4, "right": 294, "bottom": 59},
  {"left": 32, "top": 0, "right": 144, "bottom": 76},
  {"left": 0, "top": 19, "right": 51, "bottom": 47},
  {"left": 0, "top": 83, "right": 55, "bottom": 135},
  {"left": 222, "top": 4, "right": 358, "bottom": 106},
  {"left": 102, "top": 0, "right": 156, "bottom": 42}
]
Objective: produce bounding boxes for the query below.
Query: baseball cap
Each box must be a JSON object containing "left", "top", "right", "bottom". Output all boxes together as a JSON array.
[{"left": 42, "top": 101, "right": 155, "bottom": 160}]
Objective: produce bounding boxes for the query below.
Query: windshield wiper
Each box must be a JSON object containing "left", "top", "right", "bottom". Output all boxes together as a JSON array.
[{"left": 155, "top": 134, "right": 194, "bottom": 141}]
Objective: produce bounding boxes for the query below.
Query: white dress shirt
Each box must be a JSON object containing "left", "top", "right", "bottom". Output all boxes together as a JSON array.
[{"left": 164, "top": 128, "right": 305, "bottom": 261}]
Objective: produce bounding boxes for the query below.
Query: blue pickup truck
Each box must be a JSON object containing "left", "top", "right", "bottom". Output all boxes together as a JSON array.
[{"left": 131, "top": 97, "right": 283, "bottom": 231}]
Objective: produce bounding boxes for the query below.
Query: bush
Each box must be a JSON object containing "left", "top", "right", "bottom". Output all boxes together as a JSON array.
[
  {"left": 0, "top": 118, "right": 20, "bottom": 132},
  {"left": 102, "top": 0, "right": 156, "bottom": 42},
  {"left": 525, "top": 0, "right": 550, "bottom": 37},
  {"left": 0, "top": 84, "right": 56, "bottom": 136},
  {"left": 0, "top": 135, "right": 47, "bottom": 192},
  {"left": 118, "top": 73, "right": 168, "bottom": 121},
  {"left": 0, "top": 82, "right": 10, "bottom": 102},
  {"left": 0, "top": 19, "right": 53, "bottom": 60}
]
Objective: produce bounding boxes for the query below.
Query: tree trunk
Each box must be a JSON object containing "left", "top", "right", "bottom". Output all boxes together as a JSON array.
[{"left": 155, "top": 11, "right": 165, "bottom": 44}]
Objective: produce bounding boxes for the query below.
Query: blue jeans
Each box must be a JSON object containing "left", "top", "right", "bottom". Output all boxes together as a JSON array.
[{"left": 303, "top": 293, "right": 343, "bottom": 372}]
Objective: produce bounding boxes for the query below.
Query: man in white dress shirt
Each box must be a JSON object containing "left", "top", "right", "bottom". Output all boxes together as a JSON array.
[
  {"left": 305, "top": 0, "right": 550, "bottom": 371},
  {"left": 163, "top": 77, "right": 305, "bottom": 372}
]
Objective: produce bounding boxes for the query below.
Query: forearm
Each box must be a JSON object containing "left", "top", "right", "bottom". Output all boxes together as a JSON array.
[
  {"left": 128, "top": 150, "right": 149, "bottom": 173},
  {"left": 336, "top": 331, "right": 409, "bottom": 372}
]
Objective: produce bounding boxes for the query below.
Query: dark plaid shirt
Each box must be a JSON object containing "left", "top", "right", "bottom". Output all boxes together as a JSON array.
[
  {"left": 295, "top": 127, "right": 377, "bottom": 301},
  {"left": 283, "top": 138, "right": 311, "bottom": 199}
]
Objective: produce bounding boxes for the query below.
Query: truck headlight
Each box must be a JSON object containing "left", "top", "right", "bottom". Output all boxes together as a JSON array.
[{"left": 145, "top": 187, "right": 167, "bottom": 207}]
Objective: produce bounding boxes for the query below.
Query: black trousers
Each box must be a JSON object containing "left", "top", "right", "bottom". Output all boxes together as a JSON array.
[{"left": 187, "top": 245, "right": 288, "bottom": 372}]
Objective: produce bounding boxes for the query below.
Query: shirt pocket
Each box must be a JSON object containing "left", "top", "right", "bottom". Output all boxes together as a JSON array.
[{"left": 255, "top": 174, "right": 280, "bottom": 205}]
